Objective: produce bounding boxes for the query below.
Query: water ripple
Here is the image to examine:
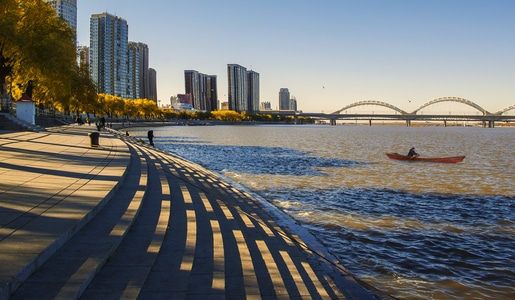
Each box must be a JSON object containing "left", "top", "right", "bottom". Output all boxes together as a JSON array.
[
  {"left": 267, "top": 186, "right": 515, "bottom": 299},
  {"left": 148, "top": 125, "right": 515, "bottom": 299},
  {"left": 164, "top": 143, "right": 363, "bottom": 176}
]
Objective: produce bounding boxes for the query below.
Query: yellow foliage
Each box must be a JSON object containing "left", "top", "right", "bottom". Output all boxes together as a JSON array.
[
  {"left": 1, "top": 0, "right": 95, "bottom": 114},
  {"left": 93, "top": 94, "right": 161, "bottom": 119},
  {"left": 211, "top": 110, "right": 244, "bottom": 121}
]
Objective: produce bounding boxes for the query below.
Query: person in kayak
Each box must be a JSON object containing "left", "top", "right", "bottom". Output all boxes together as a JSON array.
[{"left": 407, "top": 147, "right": 418, "bottom": 157}]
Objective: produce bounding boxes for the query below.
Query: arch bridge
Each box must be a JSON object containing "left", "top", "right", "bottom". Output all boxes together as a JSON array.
[
  {"left": 273, "top": 97, "right": 515, "bottom": 127},
  {"left": 332, "top": 100, "right": 408, "bottom": 115},
  {"left": 409, "top": 97, "right": 490, "bottom": 116}
]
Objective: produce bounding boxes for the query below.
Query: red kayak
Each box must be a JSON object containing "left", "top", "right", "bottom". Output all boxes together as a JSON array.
[{"left": 386, "top": 152, "right": 465, "bottom": 163}]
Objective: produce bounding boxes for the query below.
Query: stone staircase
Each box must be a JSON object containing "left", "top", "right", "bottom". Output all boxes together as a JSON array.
[
  {"left": 2, "top": 129, "right": 380, "bottom": 300},
  {"left": 0, "top": 113, "right": 45, "bottom": 132}
]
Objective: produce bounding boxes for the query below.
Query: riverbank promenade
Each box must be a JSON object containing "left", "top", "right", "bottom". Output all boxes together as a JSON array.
[{"left": 0, "top": 125, "right": 379, "bottom": 299}]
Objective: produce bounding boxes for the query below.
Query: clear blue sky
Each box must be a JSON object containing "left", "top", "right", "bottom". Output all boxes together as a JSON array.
[{"left": 77, "top": 0, "right": 515, "bottom": 113}]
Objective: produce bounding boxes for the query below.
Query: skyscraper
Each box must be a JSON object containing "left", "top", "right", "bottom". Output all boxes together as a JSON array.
[
  {"left": 227, "top": 64, "right": 259, "bottom": 113},
  {"left": 247, "top": 70, "right": 259, "bottom": 113},
  {"left": 89, "top": 13, "right": 129, "bottom": 98},
  {"left": 205, "top": 75, "right": 218, "bottom": 111},
  {"left": 185, "top": 70, "right": 218, "bottom": 111},
  {"left": 289, "top": 97, "right": 298, "bottom": 111},
  {"left": 44, "top": 0, "right": 77, "bottom": 37},
  {"left": 128, "top": 42, "right": 150, "bottom": 99},
  {"left": 147, "top": 68, "right": 157, "bottom": 102},
  {"left": 184, "top": 70, "right": 200, "bottom": 108},
  {"left": 227, "top": 64, "right": 247, "bottom": 113},
  {"left": 279, "top": 88, "right": 290, "bottom": 110},
  {"left": 128, "top": 43, "right": 140, "bottom": 99}
]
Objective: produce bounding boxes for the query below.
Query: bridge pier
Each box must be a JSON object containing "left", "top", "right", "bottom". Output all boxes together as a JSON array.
[
  {"left": 294, "top": 115, "right": 298, "bottom": 125},
  {"left": 444, "top": 120, "right": 447, "bottom": 127},
  {"left": 406, "top": 120, "right": 411, "bottom": 127},
  {"left": 330, "top": 119, "right": 337, "bottom": 126},
  {"left": 481, "top": 121, "right": 495, "bottom": 128}
]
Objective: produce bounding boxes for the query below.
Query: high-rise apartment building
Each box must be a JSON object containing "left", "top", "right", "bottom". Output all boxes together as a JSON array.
[
  {"left": 184, "top": 70, "right": 200, "bottom": 108},
  {"left": 279, "top": 88, "right": 290, "bottom": 110},
  {"left": 128, "top": 42, "right": 150, "bottom": 99},
  {"left": 247, "top": 70, "right": 260, "bottom": 113},
  {"left": 44, "top": 0, "right": 77, "bottom": 37},
  {"left": 185, "top": 70, "right": 218, "bottom": 111},
  {"left": 147, "top": 68, "right": 157, "bottom": 102},
  {"left": 227, "top": 64, "right": 247, "bottom": 112},
  {"left": 202, "top": 75, "right": 218, "bottom": 111},
  {"left": 128, "top": 43, "right": 140, "bottom": 99},
  {"left": 89, "top": 13, "right": 129, "bottom": 98},
  {"left": 227, "top": 64, "right": 259, "bottom": 113},
  {"left": 289, "top": 97, "right": 298, "bottom": 111}
]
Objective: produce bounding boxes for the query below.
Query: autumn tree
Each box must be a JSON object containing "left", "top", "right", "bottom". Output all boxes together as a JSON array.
[
  {"left": 177, "top": 110, "right": 194, "bottom": 120},
  {"left": 135, "top": 99, "right": 160, "bottom": 119},
  {"left": 69, "top": 48, "right": 98, "bottom": 116},
  {"left": 0, "top": 0, "right": 20, "bottom": 111},
  {"left": 211, "top": 110, "right": 244, "bottom": 122},
  {"left": 161, "top": 108, "right": 180, "bottom": 120},
  {"left": 0, "top": 0, "right": 94, "bottom": 112},
  {"left": 100, "top": 94, "right": 123, "bottom": 117},
  {"left": 194, "top": 110, "right": 213, "bottom": 120},
  {"left": 124, "top": 99, "right": 139, "bottom": 119}
]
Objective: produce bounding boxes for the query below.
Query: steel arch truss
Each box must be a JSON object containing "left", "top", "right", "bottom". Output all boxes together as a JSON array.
[
  {"left": 332, "top": 100, "right": 408, "bottom": 115},
  {"left": 496, "top": 104, "right": 515, "bottom": 115},
  {"left": 412, "top": 97, "right": 490, "bottom": 115}
]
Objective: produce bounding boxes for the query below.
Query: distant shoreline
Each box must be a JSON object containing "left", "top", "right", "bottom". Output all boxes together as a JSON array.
[{"left": 103, "top": 119, "right": 515, "bottom": 131}]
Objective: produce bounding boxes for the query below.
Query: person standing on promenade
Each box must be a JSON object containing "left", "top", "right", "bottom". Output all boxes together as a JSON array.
[{"left": 148, "top": 130, "right": 154, "bottom": 146}]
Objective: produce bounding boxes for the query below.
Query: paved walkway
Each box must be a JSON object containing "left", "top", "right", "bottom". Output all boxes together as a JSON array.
[{"left": 0, "top": 125, "right": 382, "bottom": 299}]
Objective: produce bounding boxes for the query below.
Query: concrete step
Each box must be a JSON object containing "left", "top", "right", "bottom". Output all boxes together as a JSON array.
[
  {"left": 81, "top": 143, "right": 172, "bottom": 299},
  {"left": 0, "top": 113, "right": 44, "bottom": 132},
  {"left": 0, "top": 114, "right": 22, "bottom": 131},
  {"left": 0, "top": 127, "right": 131, "bottom": 299},
  {"left": 3, "top": 128, "right": 380, "bottom": 299},
  {"left": 84, "top": 142, "right": 353, "bottom": 299},
  {"left": 9, "top": 143, "right": 148, "bottom": 300}
]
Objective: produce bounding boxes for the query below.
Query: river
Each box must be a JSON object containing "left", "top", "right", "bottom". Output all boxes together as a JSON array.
[{"left": 130, "top": 124, "right": 515, "bottom": 299}]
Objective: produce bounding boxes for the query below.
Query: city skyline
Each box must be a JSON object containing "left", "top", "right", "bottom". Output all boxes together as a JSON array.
[{"left": 75, "top": 1, "right": 515, "bottom": 113}]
